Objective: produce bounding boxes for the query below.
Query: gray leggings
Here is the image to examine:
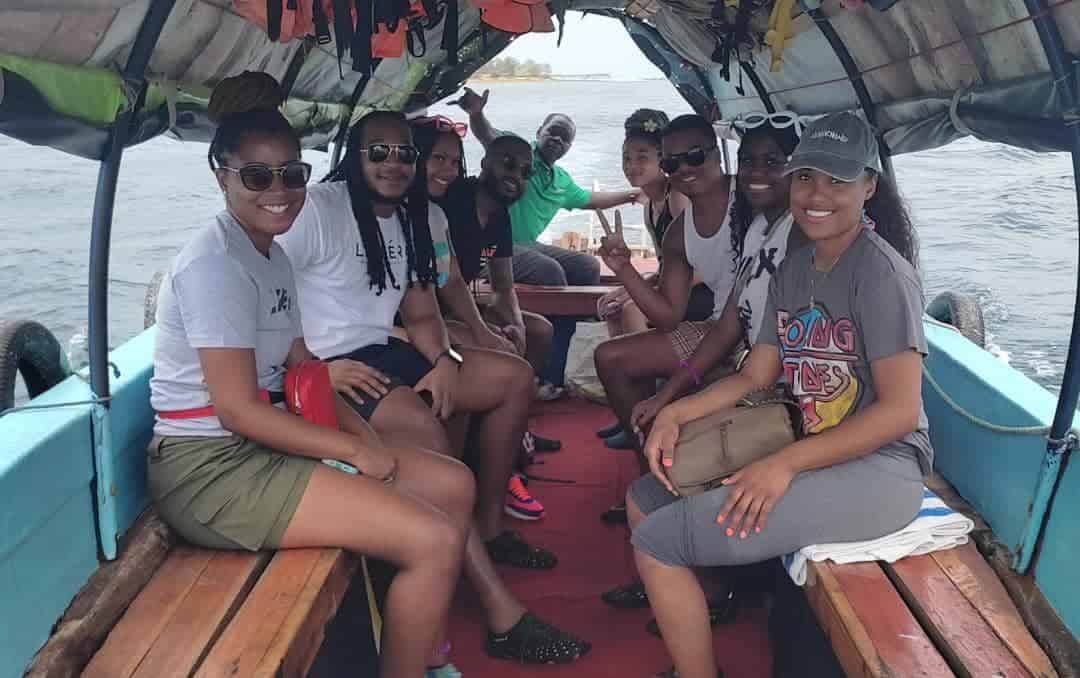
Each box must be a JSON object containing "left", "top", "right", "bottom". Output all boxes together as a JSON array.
[{"left": 629, "top": 452, "right": 923, "bottom": 568}]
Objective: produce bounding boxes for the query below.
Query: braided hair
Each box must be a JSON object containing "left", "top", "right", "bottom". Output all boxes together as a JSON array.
[
  {"left": 206, "top": 71, "right": 298, "bottom": 171},
  {"left": 729, "top": 123, "right": 800, "bottom": 262},
  {"left": 323, "top": 110, "right": 437, "bottom": 294}
]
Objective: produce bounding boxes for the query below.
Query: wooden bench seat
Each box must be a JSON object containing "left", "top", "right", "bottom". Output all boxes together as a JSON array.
[
  {"left": 804, "top": 479, "right": 1058, "bottom": 678},
  {"left": 84, "top": 545, "right": 365, "bottom": 678}
]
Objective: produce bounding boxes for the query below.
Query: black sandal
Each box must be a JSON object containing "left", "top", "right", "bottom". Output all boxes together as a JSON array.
[
  {"left": 485, "top": 530, "right": 558, "bottom": 569},
  {"left": 601, "top": 579, "right": 649, "bottom": 609},
  {"left": 600, "top": 502, "right": 627, "bottom": 524},
  {"left": 656, "top": 667, "right": 724, "bottom": 678},
  {"left": 485, "top": 611, "right": 591, "bottom": 664},
  {"left": 646, "top": 588, "right": 739, "bottom": 637},
  {"left": 530, "top": 431, "right": 562, "bottom": 452}
]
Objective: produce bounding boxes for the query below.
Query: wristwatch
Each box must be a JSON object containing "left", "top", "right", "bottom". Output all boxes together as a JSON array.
[{"left": 435, "top": 346, "right": 464, "bottom": 370}]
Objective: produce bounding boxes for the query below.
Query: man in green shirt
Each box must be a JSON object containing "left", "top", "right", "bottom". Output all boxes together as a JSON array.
[{"left": 455, "top": 87, "right": 640, "bottom": 396}]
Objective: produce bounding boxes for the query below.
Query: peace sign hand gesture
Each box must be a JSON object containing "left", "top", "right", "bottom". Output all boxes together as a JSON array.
[{"left": 596, "top": 209, "right": 632, "bottom": 274}]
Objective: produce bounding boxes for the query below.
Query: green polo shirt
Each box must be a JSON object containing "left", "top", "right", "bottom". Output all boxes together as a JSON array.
[{"left": 508, "top": 143, "right": 592, "bottom": 244}]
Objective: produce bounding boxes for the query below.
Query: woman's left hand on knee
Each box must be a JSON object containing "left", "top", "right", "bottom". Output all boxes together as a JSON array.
[{"left": 717, "top": 453, "right": 796, "bottom": 538}]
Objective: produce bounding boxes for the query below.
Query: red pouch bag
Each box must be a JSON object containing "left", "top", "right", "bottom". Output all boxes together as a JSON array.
[{"left": 285, "top": 360, "right": 341, "bottom": 430}]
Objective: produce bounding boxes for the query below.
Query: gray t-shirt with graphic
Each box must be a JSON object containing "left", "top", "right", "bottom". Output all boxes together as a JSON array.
[{"left": 758, "top": 228, "right": 933, "bottom": 477}]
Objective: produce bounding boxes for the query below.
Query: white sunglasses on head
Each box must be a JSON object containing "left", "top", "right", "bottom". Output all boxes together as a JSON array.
[{"left": 733, "top": 111, "right": 802, "bottom": 138}]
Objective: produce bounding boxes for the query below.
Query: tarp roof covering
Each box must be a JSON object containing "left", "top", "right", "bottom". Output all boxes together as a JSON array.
[{"left": 1, "top": 0, "right": 1078, "bottom": 159}]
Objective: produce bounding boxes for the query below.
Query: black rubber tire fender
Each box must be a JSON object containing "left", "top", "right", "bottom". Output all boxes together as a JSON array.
[
  {"left": 926, "top": 291, "right": 986, "bottom": 349},
  {"left": 0, "top": 320, "right": 69, "bottom": 413},
  {"left": 144, "top": 271, "right": 165, "bottom": 330}
]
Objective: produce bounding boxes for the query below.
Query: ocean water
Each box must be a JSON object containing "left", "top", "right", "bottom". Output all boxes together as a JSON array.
[{"left": 0, "top": 80, "right": 1075, "bottom": 392}]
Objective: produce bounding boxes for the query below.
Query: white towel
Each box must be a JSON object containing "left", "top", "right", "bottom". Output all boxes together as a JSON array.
[{"left": 783, "top": 487, "right": 974, "bottom": 585}]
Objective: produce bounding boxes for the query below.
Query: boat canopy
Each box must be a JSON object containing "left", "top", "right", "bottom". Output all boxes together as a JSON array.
[{"left": 1, "top": 0, "right": 1079, "bottom": 160}]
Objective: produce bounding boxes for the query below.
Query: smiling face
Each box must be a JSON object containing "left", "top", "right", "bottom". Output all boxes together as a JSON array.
[
  {"left": 737, "top": 132, "right": 790, "bottom": 215},
  {"left": 789, "top": 168, "right": 877, "bottom": 244},
  {"left": 536, "top": 114, "right": 575, "bottom": 164},
  {"left": 425, "top": 131, "right": 463, "bottom": 199},
  {"left": 356, "top": 116, "right": 416, "bottom": 203},
  {"left": 622, "top": 137, "right": 663, "bottom": 188},
  {"left": 661, "top": 126, "right": 723, "bottom": 197},
  {"left": 482, "top": 139, "right": 533, "bottom": 205},
  {"left": 215, "top": 131, "right": 306, "bottom": 242}
]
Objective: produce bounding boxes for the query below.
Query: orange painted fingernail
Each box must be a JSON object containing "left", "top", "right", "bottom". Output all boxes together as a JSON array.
[
  {"left": 725, "top": 528, "right": 734, "bottom": 537},
  {"left": 755, "top": 526, "right": 761, "bottom": 533},
  {"left": 662, "top": 457, "right": 673, "bottom": 467},
  {"left": 740, "top": 531, "right": 747, "bottom": 539}
]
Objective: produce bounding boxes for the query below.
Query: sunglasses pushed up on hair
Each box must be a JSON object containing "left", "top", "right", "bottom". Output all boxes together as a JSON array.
[
  {"left": 360, "top": 143, "right": 420, "bottom": 165},
  {"left": 219, "top": 161, "right": 313, "bottom": 192},
  {"left": 412, "top": 114, "right": 468, "bottom": 138},
  {"left": 733, "top": 111, "right": 803, "bottom": 137},
  {"left": 659, "top": 145, "right": 716, "bottom": 174}
]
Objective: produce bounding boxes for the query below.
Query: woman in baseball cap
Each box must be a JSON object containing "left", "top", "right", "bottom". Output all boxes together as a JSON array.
[{"left": 629, "top": 112, "right": 931, "bottom": 678}]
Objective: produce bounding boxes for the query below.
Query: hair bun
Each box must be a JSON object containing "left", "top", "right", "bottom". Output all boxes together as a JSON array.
[
  {"left": 624, "top": 108, "right": 669, "bottom": 136},
  {"left": 207, "top": 71, "right": 285, "bottom": 124}
]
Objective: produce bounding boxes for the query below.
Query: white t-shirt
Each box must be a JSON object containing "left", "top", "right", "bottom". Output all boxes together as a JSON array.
[
  {"left": 150, "top": 213, "right": 301, "bottom": 437},
  {"left": 276, "top": 181, "right": 450, "bottom": 358},
  {"left": 735, "top": 211, "right": 795, "bottom": 343},
  {"left": 683, "top": 179, "right": 737, "bottom": 321}
]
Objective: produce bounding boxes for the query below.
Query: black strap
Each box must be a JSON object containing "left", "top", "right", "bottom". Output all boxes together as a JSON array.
[
  {"left": 407, "top": 21, "right": 427, "bottom": 57},
  {"left": 440, "top": 0, "right": 458, "bottom": 65},
  {"left": 313, "top": 0, "right": 332, "bottom": 44},
  {"left": 266, "top": 0, "right": 283, "bottom": 41},
  {"left": 332, "top": 0, "right": 354, "bottom": 73},
  {"left": 286, "top": 0, "right": 297, "bottom": 9},
  {"left": 352, "top": 0, "right": 373, "bottom": 74}
]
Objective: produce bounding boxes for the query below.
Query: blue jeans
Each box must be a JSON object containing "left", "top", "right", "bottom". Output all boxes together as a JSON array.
[{"left": 512, "top": 242, "right": 601, "bottom": 386}]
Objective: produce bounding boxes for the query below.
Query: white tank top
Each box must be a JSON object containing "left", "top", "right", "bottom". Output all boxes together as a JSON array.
[{"left": 683, "top": 178, "right": 737, "bottom": 320}]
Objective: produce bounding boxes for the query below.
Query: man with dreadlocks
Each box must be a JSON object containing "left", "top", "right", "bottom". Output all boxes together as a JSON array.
[{"left": 277, "top": 110, "right": 591, "bottom": 667}]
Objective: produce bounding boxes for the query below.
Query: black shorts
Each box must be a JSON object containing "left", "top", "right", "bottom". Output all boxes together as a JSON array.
[{"left": 329, "top": 338, "right": 433, "bottom": 420}]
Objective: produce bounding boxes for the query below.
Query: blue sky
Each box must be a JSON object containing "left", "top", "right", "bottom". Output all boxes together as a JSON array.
[{"left": 499, "top": 13, "right": 664, "bottom": 80}]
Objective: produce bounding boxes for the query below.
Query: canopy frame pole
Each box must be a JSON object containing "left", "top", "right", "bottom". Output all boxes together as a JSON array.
[
  {"left": 1014, "top": 0, "right": 1080, "bottom": 574},
  {"left": 87, "top": 0, "right": 175, "bottom": 400},
  {"left": 739, "top": 61, "right": 776, "bottom": 113},
  {"left": 86, "top": 0, "right": 175, "bottom": 560},
  {"left": 808, "top": 7, "right": 894, "bottom": 174}
]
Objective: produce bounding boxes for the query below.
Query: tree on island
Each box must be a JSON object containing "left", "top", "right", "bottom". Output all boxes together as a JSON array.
[{"left": 475, "top": 56, "right": 552, "bottom": 78}]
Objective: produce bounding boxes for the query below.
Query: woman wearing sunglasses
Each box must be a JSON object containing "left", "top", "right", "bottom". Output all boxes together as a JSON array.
[
  {"left": 599, "top": 113, "right": 805, "bottom": 620},
  {"left": 276, "top": 110, "right": 591, "bottom": 667},
  {"left": 593, "top": 113, "right": 736, "bottom": 472},
  {"left": 148, "top": 73, "right": 475, "bottom": 678},
  {"left": 596, "top": 108, "right": 716, "bottom": 450},
  {"left": 410, "top": 118, "right": 564, "bottom": 459},
  {"left": 632, "top": 112, "right": 927, "bottom": 678}
]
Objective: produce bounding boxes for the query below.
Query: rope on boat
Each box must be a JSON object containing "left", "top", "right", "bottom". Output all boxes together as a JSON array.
[
  {"left": 0, "top": 395, "right": 113, "bottom": 418},
  {"left": 920, "top": 315, "right": 1070, "bottom": 436}
]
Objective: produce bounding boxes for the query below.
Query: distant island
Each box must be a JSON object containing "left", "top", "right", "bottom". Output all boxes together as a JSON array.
[{"left": 470, "top": 57, "right": 610, "bottom": 82}]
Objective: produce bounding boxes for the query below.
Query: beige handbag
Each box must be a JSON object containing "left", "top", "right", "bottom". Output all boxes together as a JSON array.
[{"left": 663, "top": 388, "right": 803, "bottom": 496}]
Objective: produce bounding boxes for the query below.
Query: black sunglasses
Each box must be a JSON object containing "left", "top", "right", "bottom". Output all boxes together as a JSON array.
[
  {"left": 659, "top": 145, "right": 716, "bottom": 174},
  {"left": 360, "top": 143, "right": 420, "bottom": 165},
  {"left": 219, "top": 161, "right": 312, "bottom": 191},
  {"left": 501, "top": 154, "right": 533, "bottom": 179}
]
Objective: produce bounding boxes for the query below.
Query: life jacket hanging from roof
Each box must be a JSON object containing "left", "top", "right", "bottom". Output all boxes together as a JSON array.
[
  {"left": 232, "top": 0, "right": 333, "bottom": 43},
  {"left": 475, "top": 0, "right": 555, "bottom": 35}
]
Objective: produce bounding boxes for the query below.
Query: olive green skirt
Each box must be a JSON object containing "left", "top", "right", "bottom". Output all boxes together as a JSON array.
[{"left": 147, "top": 434, "right": 316, "bottom": 551}]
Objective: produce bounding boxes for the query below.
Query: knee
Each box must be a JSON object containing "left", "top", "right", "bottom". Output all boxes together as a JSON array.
[
  {"left": 571, "top": 256, "right": 601, "bottom": 285},
  {"left": 443, "top": 458, "right": 477, "bottom": 521},
  {"left": 595, "top": 338, "right": 629, "bottom": 375},
  {"left": 535, "top": 259, "right": 568, "bottom": 286},
  {"left": 525, "top": 314, "right": 553, "bottom": 344},
  {"left": 412, "top": 514, "right": 467, "bottom": 570},
  {"left": 499, "top": 353, "right": 535, "bottom": 398}
]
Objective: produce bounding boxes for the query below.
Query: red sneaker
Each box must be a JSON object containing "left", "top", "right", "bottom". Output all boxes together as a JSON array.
[{"left": 505, "top": 474, "right": 545, "bottom": 521}]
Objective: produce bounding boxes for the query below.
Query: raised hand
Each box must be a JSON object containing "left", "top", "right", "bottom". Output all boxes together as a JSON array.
[
  {"left": 596, "top": 209, "right": 632, "bottom": 274},
  {"left": 451, "top": 87, "right": 489, "bottom": 115}
]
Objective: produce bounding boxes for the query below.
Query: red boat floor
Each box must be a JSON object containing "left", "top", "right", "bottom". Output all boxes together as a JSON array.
[{"left": 446, "top": 398, "right": 772, "bottom": 677}]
